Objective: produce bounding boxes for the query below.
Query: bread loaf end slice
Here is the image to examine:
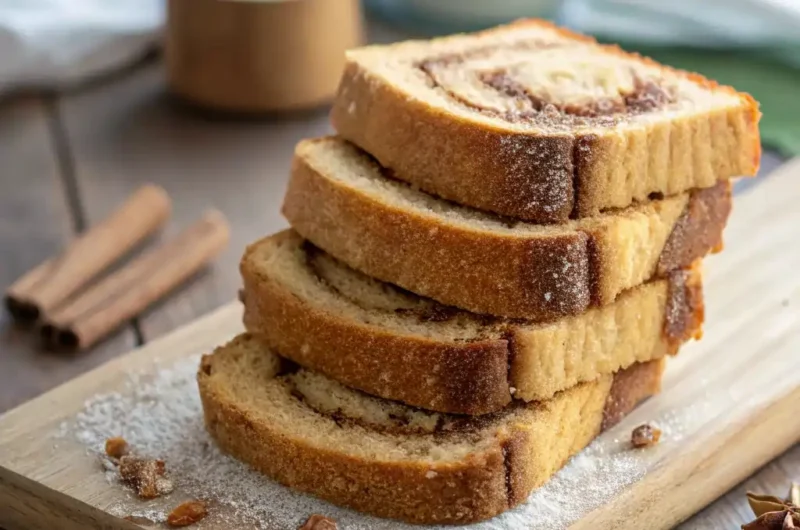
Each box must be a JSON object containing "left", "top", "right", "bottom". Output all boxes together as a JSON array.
[
  {"left": 199, "top": 333, "right": 664, "bottom": 524},
  {"left": 331, "top": 19, "right": 759, "bottom": 222}
]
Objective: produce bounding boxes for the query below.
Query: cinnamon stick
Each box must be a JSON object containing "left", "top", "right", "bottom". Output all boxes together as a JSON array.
[
  {"left": 4, "top": 184, "right": 171, "bottom": 324},
  {"left": 41, "top": 210, "right": 230, "bottom": 351}
]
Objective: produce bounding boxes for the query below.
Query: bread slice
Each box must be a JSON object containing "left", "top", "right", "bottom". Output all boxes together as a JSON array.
[
  {"left": 199, "top": 333, "right": 664, "bottom": 524},
  {"left": 330, "top": 19, "right": 759, "bottom": 223},
  {"left": 240, "top": 230, "right": 701, "bottom": 415},
  {"left": 283, "top": 137, "right": 727, "bottom": 320}
]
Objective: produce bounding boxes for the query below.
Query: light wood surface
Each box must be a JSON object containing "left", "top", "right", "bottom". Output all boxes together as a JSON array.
[{"left": 0, "top": 160, "right": 798, "bottom": 529}]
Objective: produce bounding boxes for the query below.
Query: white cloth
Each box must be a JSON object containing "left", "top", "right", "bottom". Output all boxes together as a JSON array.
[
  {"left": 0, "top": 0, "right": 162, "bottom": 93},
  {"left": 561, "top": 0, "right": 800, "bottom": 64}
]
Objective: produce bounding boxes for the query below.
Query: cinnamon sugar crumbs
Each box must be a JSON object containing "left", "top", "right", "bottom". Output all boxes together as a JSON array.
[
  {"left": 631, "top": 424, "right": 661, "bottom": 448},
  {"left": 167, "top": 500, "right": 208, "bottom": 527},
  {"left": 119, "top": 455, "right": 172, "bottom": 499},
  {"left": 105, "top": 436, "right": 130, "bottom": 460}
]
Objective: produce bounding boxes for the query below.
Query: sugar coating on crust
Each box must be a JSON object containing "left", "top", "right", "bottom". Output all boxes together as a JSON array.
[
  {"left": 496, "top": 134, "right": 572, "bottom": 215},
  {"left": 202, "top": 335, "right": 517, "bottom": 463}
]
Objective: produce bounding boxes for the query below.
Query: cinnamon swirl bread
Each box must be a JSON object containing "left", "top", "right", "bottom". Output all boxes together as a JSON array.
[
  {"left": 283, "top": 137, "right": 728, "bottom": 320},
  {"left": 240, "top": 231, "right": 702, "bottom": 414},
  {"left": 331, "top": 19, "right": 760, "bottom": 223},
  {"left": 198, "top": 333, "right": 664, "bottom": 524}
]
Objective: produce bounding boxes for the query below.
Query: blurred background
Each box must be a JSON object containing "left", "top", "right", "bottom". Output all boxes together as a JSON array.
[{"left": 0, "top": 2, "right": 797, "bottom": 528}]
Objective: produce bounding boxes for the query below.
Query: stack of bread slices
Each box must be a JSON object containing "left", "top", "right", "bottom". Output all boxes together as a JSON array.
[{"left": 198, "top": 20, "right": 761, "bottom": 525}]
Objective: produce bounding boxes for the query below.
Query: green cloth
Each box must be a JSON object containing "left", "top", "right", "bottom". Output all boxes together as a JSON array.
[{"left": 610, "top": 45, "right": 800, "bottom": 156}]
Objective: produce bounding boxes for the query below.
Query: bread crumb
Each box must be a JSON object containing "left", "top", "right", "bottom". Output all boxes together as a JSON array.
[
  {"left": 544, "top": 292, "right": 552, "bottom": 302},
  {"left": 425, "top": 470, "right": 438, "bottom": 479},
  {"left": 631, "top": 424, "right": 661, "bottom": 448},
  {"left": 119, "top": 456, "right": 169, "bottom": 499},
  {"left": 167, "top": 500, "right": 208, "bottom": 527},
  {"left": 105, "top": 436, "right": 129, "bottom": 460}
]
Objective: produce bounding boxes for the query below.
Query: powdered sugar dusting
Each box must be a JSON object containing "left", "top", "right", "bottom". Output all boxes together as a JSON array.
[{"left": 63, "top": 356, "right": 700, "bottom": 530}]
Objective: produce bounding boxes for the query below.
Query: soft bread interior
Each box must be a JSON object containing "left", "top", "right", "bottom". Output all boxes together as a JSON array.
[
  {"left": 201, "top": 334, "right": 526, "bottom": 463},
  {"left": 296, "top": 136, "right": 690, "bottom": 239},
  {"left": 243, "top": 230, "right": 701, "bottom": 393},
  {"left": 245, "top": 231, "right": 495, "bottom": 342}
]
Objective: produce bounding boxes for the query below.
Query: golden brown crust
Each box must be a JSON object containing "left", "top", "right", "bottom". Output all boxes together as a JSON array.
[
  {"left": 198, "top": 336, "right": 663, "bottom": 524},
  {"left": 657, "top": 182, "right": 732, "bottom": 274},
  {"left": 602, "top": 358, "right": 665, "bottom": 430},
  {"left": 330, "top": 19, "right": 760, "bottom": 222},
  {"left": 240, "top": 231, "right": 703, "bottom": 415},
  {"left": 240, "top": 268, "right": 512, "bottom": 415},
  {"left": 664, "top": 266, "right": 706, "bottom": 349},
  {"left": 282, "top": 138, "right": 729, "bottom": 319}
]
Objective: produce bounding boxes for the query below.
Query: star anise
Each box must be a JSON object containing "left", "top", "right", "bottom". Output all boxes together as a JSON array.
[{"left": 742, "top": 484, "right": 800, "bottom": 530}]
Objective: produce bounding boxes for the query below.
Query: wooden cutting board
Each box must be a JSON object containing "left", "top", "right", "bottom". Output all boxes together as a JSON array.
[{"left": 1, "top": 160, "right": 799, "bottom": 530}]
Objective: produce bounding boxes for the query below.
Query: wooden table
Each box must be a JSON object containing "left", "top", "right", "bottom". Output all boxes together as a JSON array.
[{"left": 0, "top": 60, "right": 796, "bottom": 529}]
